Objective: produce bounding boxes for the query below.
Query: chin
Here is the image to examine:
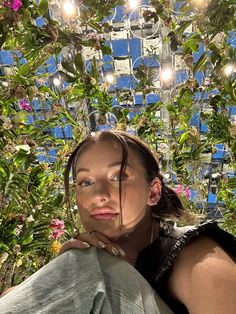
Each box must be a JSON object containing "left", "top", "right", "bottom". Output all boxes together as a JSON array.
[{"left": 85, "top": 224, "right": 119, "bottom": 240}]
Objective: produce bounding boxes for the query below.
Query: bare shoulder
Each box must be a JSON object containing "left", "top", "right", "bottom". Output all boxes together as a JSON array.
[{"left": 168, "top": 236, "right": 236, "bottom": 314}]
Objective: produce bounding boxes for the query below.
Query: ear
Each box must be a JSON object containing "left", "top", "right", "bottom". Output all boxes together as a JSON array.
[{"left": 147, "top": 177, "right": 162, "bottom": 206}]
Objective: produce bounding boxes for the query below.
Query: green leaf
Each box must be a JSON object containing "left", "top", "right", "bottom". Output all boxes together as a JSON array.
[
  {"left": 53, "top": 193, "right": 64, "bottom": 206},
  {"left": 22, "top": 233, "right": 34, "bottom": 245},
  {"left": 38, "top": 0, "right": 48, "bottom": 16},
  {"left": 176, "top": 20, "right": 193, "bottom": 35},
  {"left": 13, "top": 150, "right": 29, "bottom": 167},
  {"left": 0, "top": 243, "right": 9, "bottom": 251},
  {"left": 0, "top": 160, "right": 10, "bottom": 177},
  {"left": 193, "top": 52, "right": 208, "bottom": 73},
  {"left": 0, "top": 30, "right": 8, "bottom": 49},
  {"left": 39, "top": 85, "right": 59, "bottom": 100},
  {"left": 227, "top": 177, "right": 236, "bottom": 190},
  {"left": 74, "top": 53, "right": 84, "bottom": 73},
  {"left": 166, "top": 103, "right": 177, "bottom": 113},
  {"left": 179, "top": 132, "right": 189, "bottom": 146},
  {"left": 61, "top": 61, "right": 77, "bottom": 75},
  {"left": 12, "top": 111, "right": 28, "bottom": 124},
  {"left": 101, "top": 45, "right": 112, "bottom": 55}
]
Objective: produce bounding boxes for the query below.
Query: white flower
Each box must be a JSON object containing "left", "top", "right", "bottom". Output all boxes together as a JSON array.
[
  {"left": 2, "top": 116, "right": 13, "bottom": 129},
  {"left": 157, "top": 143, "right": 168, "bottom": 153},
  {"left": 0, "top": 252, "right": 9, "bottom": 264},
  {"left": 27, "top": 215, "right": 35, "bottom": 222},
  {"left": 15, "top": 259, "right": 23, "bottom": 267},
  {"left": 15, "top": 144, "right": 31, "bottom": 154},
  {"left": 14, "top": 225, "right": 23, "bottom": 236}
]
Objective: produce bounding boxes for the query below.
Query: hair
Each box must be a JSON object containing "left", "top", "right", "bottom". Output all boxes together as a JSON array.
[{"left": 64, "top": 130, "right": 184, "bottom": 226}]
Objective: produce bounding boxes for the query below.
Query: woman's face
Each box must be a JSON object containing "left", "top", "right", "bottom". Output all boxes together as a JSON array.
[{"left": 75, "top": 140, "right": 158, "bottom": 239}]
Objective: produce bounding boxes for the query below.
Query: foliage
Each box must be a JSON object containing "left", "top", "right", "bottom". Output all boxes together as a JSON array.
[{"left": 0, "top": 0, "right": 235, "bottom": 292}]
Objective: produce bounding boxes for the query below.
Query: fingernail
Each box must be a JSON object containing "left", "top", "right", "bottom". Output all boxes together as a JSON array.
[
  {"left": 119, "top": 249, "right": 125, "bottom": 256},
  {"left": 111, "top": 247, "right": 119, "bottom": 255},
  {"left": 81, "top": 241, "right": 90, "bottom": 248},
  {"left": 98, "top": 241, "right": 106, "bottom": 248}
]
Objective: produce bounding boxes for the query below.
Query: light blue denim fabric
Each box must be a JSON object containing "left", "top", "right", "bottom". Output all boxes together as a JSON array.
[{"left": 0, "top": 248, "right": 173, "bottom": 314}]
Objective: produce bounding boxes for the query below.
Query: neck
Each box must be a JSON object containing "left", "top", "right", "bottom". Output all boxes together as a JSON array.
[{"left": 116, "top": 211, "right": 159, "bottom": 266}]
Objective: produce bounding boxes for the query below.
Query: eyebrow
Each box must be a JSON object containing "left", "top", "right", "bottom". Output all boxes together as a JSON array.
[{"left": 76, "top": 161, "right": 133, "bottom": 174}]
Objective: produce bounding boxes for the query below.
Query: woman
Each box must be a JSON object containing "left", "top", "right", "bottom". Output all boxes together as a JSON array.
[
  {"left": 1, "top": 130, "right": 235, "bottom": 313},
  {"left": 61, "top": 130, "right": 236, "bottom": 313}
]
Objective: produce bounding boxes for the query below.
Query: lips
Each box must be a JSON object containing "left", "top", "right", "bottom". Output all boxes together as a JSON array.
[{"left": 91, "top": 207, "right": 118, "bottom": 220}]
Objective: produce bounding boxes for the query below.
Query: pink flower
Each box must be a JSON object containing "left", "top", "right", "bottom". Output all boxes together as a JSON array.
[
  {"left": 49, "top": 229, "right": 65, "bottom": 239},
  {"left": 49, "top": 219, "right": 65, "bottom": 239},
  {"left": 4, "top": 0, "right": 22, "bottom": 11},
  {"left": 19, "top": 99, "right": 32, "bottom": 111},
  {"left": 12, "top": 0, "right": 22, "bottom": 11},
  {"left": 49, "top": 219, "right": 65, "bottom": 230},
  {"left": 175, "top": 185, "right": 191, "bottom": 199}
]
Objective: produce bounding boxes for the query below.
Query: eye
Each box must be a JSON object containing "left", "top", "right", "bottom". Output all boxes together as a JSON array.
[
  {"left": 78, "top": 179, "right": 93, "bottom": 187},
  {"left": 112, "top": 173, "right": 128, "bottom": 181}
]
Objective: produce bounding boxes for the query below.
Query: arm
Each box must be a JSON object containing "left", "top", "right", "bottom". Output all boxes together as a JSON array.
[{"left": 167, "top": 236, "right": 236, "bottom": 314}]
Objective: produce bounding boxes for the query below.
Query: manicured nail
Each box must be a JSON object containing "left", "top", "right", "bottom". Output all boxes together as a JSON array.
[
  {"left": 111, "top": 247, "right": 119, "bottom": 255},
  {"left": 98, "top": 241, "right": 106, "bottom": 248},
  {"left": 81, "top": 241, "right": 90, "bottom": 248},
  {"left": 119, "top": 249, "right": 125, "bottom": 256}
]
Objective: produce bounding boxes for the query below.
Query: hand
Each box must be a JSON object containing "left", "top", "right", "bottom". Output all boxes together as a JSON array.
[{"left": 59, "top": 231, "right": 125, "bottom": 257}]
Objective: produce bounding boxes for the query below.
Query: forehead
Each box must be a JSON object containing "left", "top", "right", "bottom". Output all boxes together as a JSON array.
[{"left": 75, "top": 140, "right": 143, "bottom": 169}]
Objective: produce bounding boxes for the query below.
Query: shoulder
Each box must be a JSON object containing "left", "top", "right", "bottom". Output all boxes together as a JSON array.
[{"left": 168, "top": 235, "right": 236, "bottom": 314}]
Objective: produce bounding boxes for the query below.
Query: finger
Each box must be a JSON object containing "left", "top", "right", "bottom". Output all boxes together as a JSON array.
[
  {"left": 89, "top": 233, "right": 126, "bottom": 257},
  {"left": 71, "top": 232, "right": 126, "bottom": 257},
  {"left": 105, "top": 243, "right": 126, "bottom": 257},
  {"left": 59, "top": 239, "right": 90, "bottom": 255}
]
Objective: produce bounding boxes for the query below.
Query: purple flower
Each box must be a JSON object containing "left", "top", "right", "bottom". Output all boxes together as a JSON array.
[
  {"left": 4, "top": 0, "right": 22, "bottom": 11},
  {"left": 12, "top": 0, "right": 22, "bottom": 11},
  {"left": 17, "top": 214, "right": 25, "bottom": 224},
  {"left": 19, "top": 99, "right": 32, "bottom": 111}
]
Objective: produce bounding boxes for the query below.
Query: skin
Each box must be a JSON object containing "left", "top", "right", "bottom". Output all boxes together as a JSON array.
[
  {"left": 61, "top": 140, "right": 236, "bottom": 313},
  {"left": 3, "top": 140, "right": 235, "bottom": 310},
  {"left": 74, "top": 140, "right": 161, "bottom": 264}
]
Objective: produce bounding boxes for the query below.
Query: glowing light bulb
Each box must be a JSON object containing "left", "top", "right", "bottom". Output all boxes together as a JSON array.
[
  {"left": 2, "top": 81, "right": 9, "bottom": 87},
  {"left": 223, "top": 64, "right": 235, "bottom": 77},
  {"left": 63, "top": 1, "right": 76, "bottom": 17},
  {"left": 160, "top": 68, "right": 173, "bottom": 82},
  {"left": 191, "top": 0, "right": 209, "bottom": 10},
  {"left": 128, "top": 0, "right": 139, "bottom": 9},
  {"left": 53, "top": 77, "right": 61, "bottom": 86},
  {"left": 105, "top": 73, "right": 115, "bottom": 84}
]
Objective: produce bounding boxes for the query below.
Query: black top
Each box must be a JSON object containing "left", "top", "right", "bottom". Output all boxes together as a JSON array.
[{"left": 135, "top": 220, "right": 236, "bottom": 314}]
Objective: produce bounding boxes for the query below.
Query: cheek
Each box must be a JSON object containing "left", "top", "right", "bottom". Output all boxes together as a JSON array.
[
  {"left": 122, "top": 184, "right": 149, "bottom": 214},
  {"left": 76, "top": 188, "right": 88, "bottom": 206}
]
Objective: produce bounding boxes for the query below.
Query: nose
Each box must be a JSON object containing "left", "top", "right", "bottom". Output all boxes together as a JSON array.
[{"left": 92, "top": 180, "right": 110, "bottom": 204}]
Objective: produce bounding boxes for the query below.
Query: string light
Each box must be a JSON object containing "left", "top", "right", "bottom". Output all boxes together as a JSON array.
[
  {"left": 128, "top": 0, "right": 139, "bottom": 9},
  {"left": 190, "top": 0, "right": 210, "bottom": 10},
  {"left": 53, "top": 77, "right": 61, "bottom": 86},
  {"left": 105, "top": 73, "right": 115, "bottom": 84},
  {"left": 63, "top": 1, "right": 76, "bottom": 17},
  {"left": 223, "top": 64, "right": 235, "bottom": 77},
  {"left": 160, "top": 67, "right": 173, "bottom": 83},
  {"left": 1, "top": 81, "right": 9, "bottom": 87}
]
